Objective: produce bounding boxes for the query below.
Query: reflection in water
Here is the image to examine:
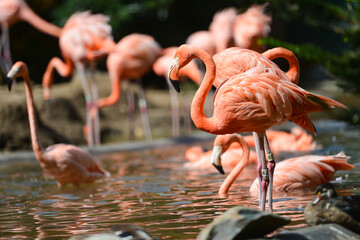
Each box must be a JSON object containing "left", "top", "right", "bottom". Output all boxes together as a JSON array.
[{"left": 0, "top": 121, "right": 359, "bottom": 239}]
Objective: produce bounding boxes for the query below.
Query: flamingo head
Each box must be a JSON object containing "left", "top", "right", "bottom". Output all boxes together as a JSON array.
[
  {"left": 211, "top": 144, "right": 225, "bottom": 175},
  {"left": 168, "top": 44, "right": 198, "bottom": 93},
  {"left": 311, "top": 182, "right": 338, "bottom": 205},
  {"left": 6, "top": 61, "right": 28, "bottom": 91}
]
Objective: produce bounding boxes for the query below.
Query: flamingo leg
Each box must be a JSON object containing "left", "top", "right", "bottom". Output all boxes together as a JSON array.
[
  {"left": 0, "top": 23, "right": 12, "bottom": 74},
  {"left": 166, "top": 79, "right": 180, "bottom": 137},
  {"left": 89, "top": 65, "right": 101, "bottom": 145},
  {"left": 264, "top": 134, "right": 275, "bottom": 212},
  {"left": 125, "top": 81, "right": 135, "bottom": 140},
  {"left": 183, "top": 91, "right": 192, "bottom": 135},
  {"left": 136, "top": 80, "right": 152, "bottom": 142},
  {"left": 253, "top": 131, "right": 269, "bottom": 211},
  {"left": 76, "top": 62, "right": 94, "bottom": 147}
]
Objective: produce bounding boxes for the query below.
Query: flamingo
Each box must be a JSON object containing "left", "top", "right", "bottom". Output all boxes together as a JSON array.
[
  {"left": 168, "top": 44, "right": 347, "bottom": 211},
  {"left": 249, "top": 152, "right": 354, "bottom": 195},
  {"left": 212, "top": 47, "right": 299, "bottom": 88},
  {"left": 0, "top": 0, "right": 61, "bottom": 74},
  {"left": 233, "top": 4, "right": 272, "bottom": 52},
  {"left": 6, "top": 62, "right": 109, "bottom": 187},
  {"left": 97, "top": 33, "right": 162, "bottom": 141},
  {"left": 209, "top": 7, "right": 237, "bottom": 53},
  {"left": 243, "top": 127, "right": 318, "bottom": 154},
  {"left": 42, "top": 11, "right": 116, "bottom": 147},
  {"left": 184, "top": 134, "right": 258, "bottom": 180},
  {"left": 153, "top": 46, "right": 203, "bottom": 137},
  {"left": 185, "top": 31, "right": 216, "bottom": 56}
]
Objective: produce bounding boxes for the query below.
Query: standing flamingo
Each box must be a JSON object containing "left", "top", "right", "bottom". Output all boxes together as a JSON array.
[
  {"left": 0, "top": 0, "right": 61, "bottom": 74},
  {"left": 185, "top": 31, "right": 216, "bottom": 56},
  {"left": 168, "top": 44, "right": 347, "bottom": 211},
  {"left": 153, "top": 46, "right": 203, "bottom": 137},
  {"left": 97, "top": 33, "right": 161, "bottom": 141},
  {"left": 42, "top": 11, "right": 116, "bottom": 147},
  {"left": 209, "top": 7, "right": 237, "bottom": 53},
  {"left": 233, "top": 4, "right": 271, "bottom": 52},
  {"left": 6, "top": 62, "right": 109, "bottom": 186}
]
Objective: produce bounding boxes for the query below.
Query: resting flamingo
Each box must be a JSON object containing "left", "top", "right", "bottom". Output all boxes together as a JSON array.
[
  {"left": 6, "top": 62, "right": 109, "bottom": 186},
  {"left": 42, "top": 11, "right": 116, "bottom": 147},
  {"left": 97, "top": 33, "right": 161, "bottom": 141},
  {"left": 153, "top": 46, "right": 202, "bottom": 137},
  {"left": 243, "top": 126, "right": 318, "bottom": 154},
  {"left": 210, "top": 135, "right": 353, "bottom": 196},
  {"left": 233, "top": 4, "right": 271, "bottom": 52},
  {"left": 168, "top": 44, "right": 347, "bottom": 212},
  {"left": 249, "top": 152, "right": 354, "bottom": 195},
  {"left": 0, "top": 0, "right": 61, "bottom": 74}
]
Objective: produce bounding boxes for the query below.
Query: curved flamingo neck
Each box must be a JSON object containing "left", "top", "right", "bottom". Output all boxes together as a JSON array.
[
  {"left": 22, "top": 69, "right": 44, "bottom": 161},
  {"left": 262, "top": 47, "right": 300, "bottom": 84},
  {"left": 218, "top": 134, "right": 250, "bottom": 195},
  {"left": 97, "top": 63, "right": 122, "bottom": 108},
  {"left": 18, "top": 2, "right": 61, "bottom": 38},
  {"left": 189, "top": 47, "right": 218, "bottom": 132}
]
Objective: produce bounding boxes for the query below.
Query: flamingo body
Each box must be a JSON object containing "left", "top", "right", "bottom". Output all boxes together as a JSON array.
[
  {"left": 7, "top": 62, "right": 109, "bottom": 187},
  {"left": 249, "top": 152, "right": 354, "bottom": 194},
  {"left": 185, "top": 31, "right": 216, "bottom": 56}
]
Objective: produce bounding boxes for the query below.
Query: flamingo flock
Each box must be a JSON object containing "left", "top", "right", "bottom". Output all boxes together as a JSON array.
[{"left": 2, "top": 1, "right": 354, "bottom": 217}]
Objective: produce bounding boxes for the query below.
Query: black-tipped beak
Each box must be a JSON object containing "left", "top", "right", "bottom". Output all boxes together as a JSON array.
[
  {"left": 212, "top": 163, "right": 225, "bottom": 175},
  {"left": 5, "top": 77, "right": 12, "bottom": 91},
  {"left": 170, "top": 78, "right": 180, "bottom": 93}
]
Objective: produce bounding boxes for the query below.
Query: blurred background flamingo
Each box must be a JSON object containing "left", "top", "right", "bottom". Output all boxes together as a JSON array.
[
  {"left": 42, "top": 11, "right": 116, "bottom": 147},
  {"left": 97, "top": 33, "right": 161, "bottom": 141},
  {"left": 153, "top": 46, "right": 203, "bottom": 137},
  {"left": 7, "top": 61, "right": 109, "bottom": 186},
  {"left": 0, "top": 0, "right": 61, "bottom": 75}
]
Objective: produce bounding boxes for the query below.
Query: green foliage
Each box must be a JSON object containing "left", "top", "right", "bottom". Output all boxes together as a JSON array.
[{"left": 262, "top": 0, "right": 360, "bottom": 93}]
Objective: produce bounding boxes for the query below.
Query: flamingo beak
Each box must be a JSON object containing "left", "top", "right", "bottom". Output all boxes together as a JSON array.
[
  {"left": 311, "top": 191, "right": 322, "bottom": 205},
  {"left": 6, "top": 66, "right": 20, "bottom": 91},
  {"left": 211, "top": 145, "right": 224, "bottom": 175},
  {"left": 168, "top": 56, "right": 180, "bottom": 93}
]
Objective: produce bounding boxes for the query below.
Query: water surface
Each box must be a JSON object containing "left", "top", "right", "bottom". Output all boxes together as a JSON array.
[{"left": 0, "top": 120, "right": 359, "bottom": 239}]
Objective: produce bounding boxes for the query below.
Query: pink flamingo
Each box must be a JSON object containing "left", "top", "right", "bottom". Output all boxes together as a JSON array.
[
  {"left": 233, "top": 4, "right": 272, "bottom": 52},
  {"left": 209, "top": 7, "right": 237, "bottom": 53},
  {"left": 153, "top": 46, "right": 203, "bottom": 137},
  {"left": 0, "top": 0, "right": 61, "bottom": 74},
  {"left": 249, "top": 152, "right": 354, "bottom": 195},
  {"left": 6, "top": 61, "right": 109, "bottom": 187},
  {"left": 185, "top": 31, "right": 216, "bottom": 56},
  {"left": 42, "top": 11, "right": 116, "bottom": 147},
  {"left": 184, "top": 134, "right": 258, "bottom": 177},
  {"left": 97, "top": 33, "right": 162, "bottom": 141},
  {"left": 168, "top": 44, "right": 347, "bottom": 211},
  {"left": 243, "top": 127, "right": 318, "bottom": 154}
]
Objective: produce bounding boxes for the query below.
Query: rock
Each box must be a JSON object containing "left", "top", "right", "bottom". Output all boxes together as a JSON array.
[
  {"left": 272, "top": 223, "right": 360, "bottom": 240},
  {"left": 197, "top": 206, "right": 290, "bottom": 240}
]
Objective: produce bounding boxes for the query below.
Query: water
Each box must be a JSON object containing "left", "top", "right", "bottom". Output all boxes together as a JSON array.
[{"left": 0, "top": 120, "right": 359, "bottom": 239}]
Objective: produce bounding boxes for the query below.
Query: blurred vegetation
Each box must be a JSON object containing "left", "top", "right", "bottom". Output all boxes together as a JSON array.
[{"left": 8, "top": 0, "right": 360, "bottom": 94}]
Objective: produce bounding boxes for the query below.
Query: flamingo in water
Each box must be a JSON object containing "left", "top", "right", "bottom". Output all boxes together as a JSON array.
[
  {"left": 97, "top": 33, "right": 162, "bottom": 141},
  {"left": 42, "top": 11, "right": 116, "bottom": 147},
  {"left": 0, "top": 0, "right": 61, "bottom": 74},
  {"left": 6, "top": 62, "right": 109, "bottom": 187},
  {"left": 153, "top": 46, "right": 203, "bottom": 137},
  {"left": 168, "top": 44, "right": 347, "bottom": 212},
  {"left": 210, "top": 134, "right": 353, "bottom": 197}
]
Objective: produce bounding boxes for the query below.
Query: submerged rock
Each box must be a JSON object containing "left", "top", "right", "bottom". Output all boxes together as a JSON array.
[
  {"left": 272, "top": 223, "right": 360, "bottom": 240},
  {"left": 197, "top": 206, "right": 290, "bottom": 240}
]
